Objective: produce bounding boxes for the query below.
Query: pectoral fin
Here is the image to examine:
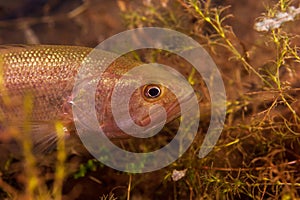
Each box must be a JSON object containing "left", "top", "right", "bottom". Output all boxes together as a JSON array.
[{"left": 2, "top": 120, "right": 73, "bottom": 155}]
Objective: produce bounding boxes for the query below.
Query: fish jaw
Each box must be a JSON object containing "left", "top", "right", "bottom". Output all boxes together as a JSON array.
[{"left": 95, "top": 89, "right": 199, "bottom": 139}]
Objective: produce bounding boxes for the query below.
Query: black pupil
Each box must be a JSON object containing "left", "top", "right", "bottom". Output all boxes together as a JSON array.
[{"left": 148, "top": 87, "right": 160, "bottom": 98}]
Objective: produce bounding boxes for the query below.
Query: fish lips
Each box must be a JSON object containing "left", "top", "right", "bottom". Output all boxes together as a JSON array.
[{"left": 103, "top": 90, "right": 200, "bottom": 139}]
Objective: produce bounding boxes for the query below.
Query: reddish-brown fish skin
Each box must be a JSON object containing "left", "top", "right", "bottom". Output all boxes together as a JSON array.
[
  {"left": 0, "top": 45, "right": 138, "bottom": 142},
  {"left": 0, "top": 45, "right": 91, "bottom": 121},
  {"left": 0, "top": 45, "right": 183, "bottom": 154}
]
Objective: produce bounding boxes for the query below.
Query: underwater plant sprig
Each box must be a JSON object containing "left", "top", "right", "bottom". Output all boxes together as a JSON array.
[{"left": 178, "top": 0, "right": 271, "bottom": 86}]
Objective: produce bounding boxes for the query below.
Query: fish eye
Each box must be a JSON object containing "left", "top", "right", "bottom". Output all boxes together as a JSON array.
[{"left": 144, "top": 85, "right": 162, "bottom": 99}]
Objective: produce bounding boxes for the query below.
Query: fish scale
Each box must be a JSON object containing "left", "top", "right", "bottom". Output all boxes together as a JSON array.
[{"left": 1, "top": 45, "right": 90, "bottom": 122}]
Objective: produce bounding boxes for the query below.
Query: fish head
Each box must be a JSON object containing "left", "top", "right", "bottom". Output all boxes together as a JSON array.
[{"left": 98, "top": 63, "right": 199, "bottom": 139}]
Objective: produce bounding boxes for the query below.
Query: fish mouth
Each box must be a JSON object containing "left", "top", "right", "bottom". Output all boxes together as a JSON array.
[
  {"left": 139, "top": 90, "right": 199, "bottom": 128},
  {"left": 100, "top": 91, "right": 200, "bottom": 139}
]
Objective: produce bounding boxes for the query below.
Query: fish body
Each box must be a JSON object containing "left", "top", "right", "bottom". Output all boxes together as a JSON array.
[
  {"left": 0, "top": 45, "right": 190, "bottom": 154},
  {"left": 0, "top": 45, "right": 91, "bottom": 123}
]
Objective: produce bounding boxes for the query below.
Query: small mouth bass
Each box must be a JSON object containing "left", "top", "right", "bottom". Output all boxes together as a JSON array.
[{"left": 0, "top": 45, "right": 194, "bottom": 153}]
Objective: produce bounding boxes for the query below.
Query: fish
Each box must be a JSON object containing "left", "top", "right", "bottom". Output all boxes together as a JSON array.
[{"left": 0, "top": 44, "right": 196, "bottom": 156}]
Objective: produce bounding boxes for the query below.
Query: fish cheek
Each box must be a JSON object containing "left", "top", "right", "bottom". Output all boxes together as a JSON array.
[{"left": 127, "top": 89, "right": 150, "bottom": 127}]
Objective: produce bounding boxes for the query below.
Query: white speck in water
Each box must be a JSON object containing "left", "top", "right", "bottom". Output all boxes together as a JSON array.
[
  {"left": 254, "top": 6, "right": 300, "bottom": 32},
  {"left": 171, "top": 169, "right": 187, "bottom": 181}
]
